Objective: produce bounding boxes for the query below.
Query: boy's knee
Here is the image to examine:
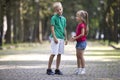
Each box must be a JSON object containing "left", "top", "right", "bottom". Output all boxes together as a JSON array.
[
  {"left": 57, "top": 54, "right": 61, "bottom": 56},
  {"left": 51, "top": 54, "right": 55, "bottom": 57}
]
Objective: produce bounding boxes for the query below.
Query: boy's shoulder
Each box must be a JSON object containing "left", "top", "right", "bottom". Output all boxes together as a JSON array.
[
  {"left": 61, "top": 16, "right": 66, "bottom": 19},
  {"left": 51, "top": 14, "right": 57, "bottom": 20},
  {"left": 51, "top": 14, "right": 66, "bottom": 19},
  {"left": 60, "top": 15, "right": 66, "bottom": 21}
]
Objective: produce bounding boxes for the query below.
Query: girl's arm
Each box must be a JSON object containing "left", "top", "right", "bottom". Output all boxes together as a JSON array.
[
  {"left": 51, "top": 26, "right": 58, "bottom": 43},
  {"left": 74, "top": 28, "right": 85, "bottom": 40}
]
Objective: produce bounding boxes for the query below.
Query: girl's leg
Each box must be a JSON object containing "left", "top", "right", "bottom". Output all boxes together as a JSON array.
[
  {"left": 76, "top": 49, "right": 81, "bottom": 68},
  {"left": 79, "top": 49, "right": 86, "bottom": 74},
  {"left": 76, "top": 49, "right": 85, "bottom": 74},
  {"left": 56, "top": 54, "right": 61, "bottom": 69},
  {"left": 75, "top": 49, "right": 83, "bottom": 74},
  {"left": 76, "top": 49, "right": 85, "bottom": 67},
  {"left": 79, "top": 50, "right": 85, "bottom": 68},
  {"left": 48, "top": 54, "right": 55, "bottom": 69}
]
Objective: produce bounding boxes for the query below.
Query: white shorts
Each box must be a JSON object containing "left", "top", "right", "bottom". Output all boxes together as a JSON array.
[{"left": 51, "top": 38, "right": 64, "bottom": 55}]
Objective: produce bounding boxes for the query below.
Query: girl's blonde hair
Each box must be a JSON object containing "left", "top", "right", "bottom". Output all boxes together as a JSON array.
[
  {"left": 76, "top": 10, "right": 89, "bottom": 35},
  {"left": 53, "top": 2, "right": 63, "bottom": 10}
]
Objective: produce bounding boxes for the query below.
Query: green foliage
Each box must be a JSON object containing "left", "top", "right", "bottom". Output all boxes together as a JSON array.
[
  {"left": 62, "top": 0, "right": 100, "bottom": 38},
  {"left": 39, "top": 0, "right": 62, "bottom": 18},
  {"left": 0, "top": 0, "right": 119, "bottom": 45}
]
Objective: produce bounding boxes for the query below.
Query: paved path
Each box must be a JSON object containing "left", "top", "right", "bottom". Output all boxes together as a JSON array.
[{"left": 0, "top": 41, "right": 120, "bottom": 80}]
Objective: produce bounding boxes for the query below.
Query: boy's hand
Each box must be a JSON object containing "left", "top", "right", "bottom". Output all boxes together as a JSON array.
[
  {"left": 54, "top": 38, "right": 58, "bottom": 44},
  {"left": 65, "top": 40, "right": 68, "bottom": 45}
]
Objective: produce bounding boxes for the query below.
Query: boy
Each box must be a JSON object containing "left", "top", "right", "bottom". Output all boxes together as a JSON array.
[{"left": 46, "top": 2, "right": 67, "bottom": 75}]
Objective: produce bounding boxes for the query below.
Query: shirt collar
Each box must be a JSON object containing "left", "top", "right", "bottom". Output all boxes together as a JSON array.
[{"left": 56, "top": 14, "right": 63, "bottom": 18}]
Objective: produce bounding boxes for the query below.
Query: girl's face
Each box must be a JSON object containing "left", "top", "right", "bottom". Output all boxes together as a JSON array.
[
  {"left": 55, "top": 6, "right": 63, "bottom": 16},
  {"left": 76, "top": 14, "right": 82, "bottom": 22}
]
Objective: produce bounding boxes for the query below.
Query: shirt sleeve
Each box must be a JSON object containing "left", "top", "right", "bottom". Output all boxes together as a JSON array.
[
  {"left": 81, "top": 23, "right": 85, "bottom": 28},
  {"left": 64, "top": 18, "right": 67, "bottom": 28},
  {"left": 50, "top": 16, "right": 55, "bottom": 26}
]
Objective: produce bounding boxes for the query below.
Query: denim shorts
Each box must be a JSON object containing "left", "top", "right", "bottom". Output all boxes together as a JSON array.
[{"left": 76, "top": 41, "right": 87, "bottom": 50}]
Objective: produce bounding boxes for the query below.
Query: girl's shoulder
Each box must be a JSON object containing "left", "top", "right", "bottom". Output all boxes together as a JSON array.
[{"left": 79, "top": 22, "right": 86, "bottom": 27}]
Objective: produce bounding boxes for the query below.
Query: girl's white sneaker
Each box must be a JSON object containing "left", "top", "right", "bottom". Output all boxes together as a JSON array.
[
  {"left": 74, "top": 68, "right": 82, "bottom": 75},
  {"left": 80, "top": 69, "right": 86, "bottom": 75}
]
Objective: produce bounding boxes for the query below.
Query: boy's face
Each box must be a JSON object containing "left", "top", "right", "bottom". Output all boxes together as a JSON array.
[{"left": 55, "top": 6, "right": 63, "bottom": 16}]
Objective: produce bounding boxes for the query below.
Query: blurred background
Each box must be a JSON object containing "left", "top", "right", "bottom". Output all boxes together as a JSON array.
[{"left": 0, "top": 0, "right": 120, "bottom": 47}]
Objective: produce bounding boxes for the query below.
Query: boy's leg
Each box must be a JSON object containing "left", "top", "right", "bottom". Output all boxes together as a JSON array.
[
  {"left": 46, "top": 54, "right": 55, "bottom": 75},
  {"left": 55, "top": 39, "right": 64, "bottom": 75},
  {"left": 48, "top": 54, "right": 55, "bottom": 69},
  {"left": 56, "top": 39, "right": 64, "bottom": 69},
  {"left": 56, "top": 54, "right": 61, "bottom": 69},
  {"left": 48, "top": 38, "right": 59, "bottom": 69},
  {"left": 55, "top": 54, "right": 63, "bottom": 75}
]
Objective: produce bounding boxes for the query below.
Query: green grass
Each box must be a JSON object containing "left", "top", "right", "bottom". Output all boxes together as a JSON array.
[
  {"left": 0, "top": 42, "right": 50, "bottom": 50},
  {"left": 85, "top": 52, "right": 120, "bottom": 56},
  {"left": 85, "top": 49, "right": 120, "bottom": 61},
  {"left": 99, "top": 40, "right": 120, "bottom": 47}
]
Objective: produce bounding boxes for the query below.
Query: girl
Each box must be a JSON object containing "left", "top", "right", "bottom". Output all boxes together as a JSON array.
[{"left": 71, "top": 10, "right": 89, "bottom": 75}]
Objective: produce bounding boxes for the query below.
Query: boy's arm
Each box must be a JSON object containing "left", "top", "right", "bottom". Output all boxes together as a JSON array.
[
  {"left": 64, "top": 28, "right": 68, "bottom": 45},
  {"left": 51, "top": 26, "right": 58, "bottom": 43}
]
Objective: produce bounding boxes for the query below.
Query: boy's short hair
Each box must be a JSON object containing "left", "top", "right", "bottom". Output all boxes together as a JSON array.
[{"left": 53, "top": 2, "right": 62, "bottom": 9}]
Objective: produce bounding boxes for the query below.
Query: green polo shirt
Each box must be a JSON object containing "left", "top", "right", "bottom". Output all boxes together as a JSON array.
[{"left": 50, "top": 14, "right": 66, "bottom": 39}]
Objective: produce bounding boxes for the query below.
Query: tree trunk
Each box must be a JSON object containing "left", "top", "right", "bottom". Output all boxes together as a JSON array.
[
  {"left": 38, "top": 20, "right": 42, "bottom": 43},
  {"left": 13, "top": 0, "right": 22, "bottom": 43},
  {"left": 5, "top": 0, "right": 12, "bottom": 43},
  {"left": 42, "top": 17, "right": 50, "bottom": 40},
  {"left": 113, "top": 6, "right": 119, "bottom": 43},
  {"left": 32, "top": 1, "right": 42, "bottom": 43},
  {"left": 0, "top": 0, "right": 4, "bottom": 48}
]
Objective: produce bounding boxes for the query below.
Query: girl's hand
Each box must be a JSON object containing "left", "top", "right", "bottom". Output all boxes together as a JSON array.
[
  {"left": 54, "top": 38, "right": 58, "bottom": 44},
  {"left": 70, "top": 37, "right": 76, "bottom": 42}
]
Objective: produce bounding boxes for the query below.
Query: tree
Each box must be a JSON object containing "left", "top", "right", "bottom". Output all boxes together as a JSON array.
[
  {"left": 105, "top": 0, "right": 120, "bottom": 44},
  {"left": 5, "top": 0, "right": 12, "bottom": 43},
  {"left": 0, "top": 0, "right": 5, "bottom": 48}
]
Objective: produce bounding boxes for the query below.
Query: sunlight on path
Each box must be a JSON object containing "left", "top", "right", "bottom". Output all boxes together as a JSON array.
[
  {"left": 0, "top": 42, "right": 119, "bottom": 62},
  {"left": 0, "top": 41, "right": 120, "bottom": 80}
]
